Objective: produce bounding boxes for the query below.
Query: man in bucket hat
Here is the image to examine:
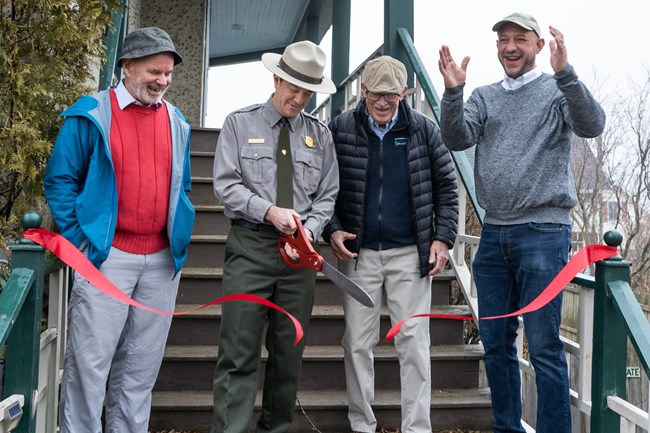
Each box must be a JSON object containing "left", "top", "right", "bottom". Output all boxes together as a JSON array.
[
  {"left": 323, "top": 55, "right": 458, "bottom": 433},
  {"left": 44, "top": 27, "right": 193, "bottom": 432},
  {"left": 211, "top": 40, "right": 338, "bottom": 433},
  {"left": 438, "top": 12, "right": 605, "bottom": 433}
]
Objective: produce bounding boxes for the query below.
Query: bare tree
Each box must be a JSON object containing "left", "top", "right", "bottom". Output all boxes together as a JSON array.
[
  {"left": 572, "top": 68, "right": 650, "bottom": 295},
  {"left": 613, "top": 71, "right": 650, "bottom": 293}
]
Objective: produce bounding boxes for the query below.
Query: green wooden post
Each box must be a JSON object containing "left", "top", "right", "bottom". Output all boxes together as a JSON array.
[
  {"left": 330, "top": 0, "right": 350, "bottom": 118},
  {"left": 4, "top": 212, "right": 45, "bottom": 433},
  {"left": 305, "top": 13, "right": 320, "bottom": 113},
  {"left": 98, "top": 3, "right": 126, "bottom": 90},
  {"left": 384, "top": 0, "right": 414, "bottom": 88},
  {"left": 590, "top": 230, "right": 629, "bottom": 433}
]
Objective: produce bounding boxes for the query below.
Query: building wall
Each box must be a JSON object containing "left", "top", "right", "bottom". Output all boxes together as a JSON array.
[{"left": 127, "top": 0, "right": 207, "bottom": 126}]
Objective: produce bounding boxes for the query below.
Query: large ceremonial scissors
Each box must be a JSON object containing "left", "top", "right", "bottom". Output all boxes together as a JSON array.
[{"left": 278, "top": 215, "right": 374, "bottom": 308}]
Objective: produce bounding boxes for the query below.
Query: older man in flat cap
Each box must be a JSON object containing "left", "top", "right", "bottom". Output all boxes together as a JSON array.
[
  {"left": 323, "top": 55, "right": 459, "bottom": 433},
  {"left": 44, "top": 27, "right": 194, "bottom": 433},
  {"left": 438, "top": 11, "right": 605, "bottom": 433},
  {"left": 211, "top": 40, "right": 338, "bottom": 433}
]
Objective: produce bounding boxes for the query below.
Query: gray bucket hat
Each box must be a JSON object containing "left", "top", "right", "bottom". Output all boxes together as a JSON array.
[{"left": 117, "top": 27, "right": 182, "bottom": 66}]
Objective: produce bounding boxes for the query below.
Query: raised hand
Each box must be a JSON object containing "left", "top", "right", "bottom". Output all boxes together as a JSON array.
[
  {"left": 548, "top": 25, "right": 568, "bottom": 73},
  {"left": 438, "top": 45, "right": 470, "bottom": 88}
]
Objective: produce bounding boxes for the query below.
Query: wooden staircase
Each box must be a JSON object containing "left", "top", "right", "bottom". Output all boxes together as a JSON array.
[{"left": 149, "top": 127, "right": 494, "bottom": 432}]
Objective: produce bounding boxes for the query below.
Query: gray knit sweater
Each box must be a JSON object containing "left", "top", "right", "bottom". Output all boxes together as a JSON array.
[{"left": 440, "top": 65, "right": 606, "bottom": 226}]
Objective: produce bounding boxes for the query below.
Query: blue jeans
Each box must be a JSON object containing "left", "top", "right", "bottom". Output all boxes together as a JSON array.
[{"left": 473, "top": 223, "right": 572, "bottom": 433}]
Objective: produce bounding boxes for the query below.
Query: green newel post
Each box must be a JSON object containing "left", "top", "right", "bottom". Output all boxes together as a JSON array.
[
  {"left": 590, "top": 230, "right": 629, "bottom": 433},
  {"left": 330, "top": 0, "right": 350, "bottom": 118},
  {"left": 98, "top": 3, "right": 126, "bottom": 91},
  {"left": 384, "top": 0, "right": 414, "bottom": 88},
  {"left": 5, "top": 211, "right": 45, "bottom": 433},
  {"left": 305, "top": 13, "right": 320, "bottom": 113}
]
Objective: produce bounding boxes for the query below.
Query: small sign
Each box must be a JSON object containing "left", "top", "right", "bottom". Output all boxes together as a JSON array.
[{"left": 626, "top": 367, "right": 641, "bottom": 378}]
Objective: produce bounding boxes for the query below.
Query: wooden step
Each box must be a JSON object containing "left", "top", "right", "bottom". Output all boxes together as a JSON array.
[
  {"left": 185, "top": 234, "right": 227, "bottom": 268},
  {"left": 149, "top": 388, "right": 494, "bottom": 432},
  {"left": 155, "top": 343, "right": 484, "bottom": 392},
  {"left": 178, "top": 266, "right": 344, "bottom": 305},
  {"left": 166, "top": 303, "right": 471, "bottom": 346},
  {"left": 192, "top": 205, "right": 230, "bottom": 235},
  {"left": 190, "top": 127, "right": 220, "bottom": 153},
  {"left": 178, "top": 266, "right": 455, "bottom": 306},
  {"left": 184, "top": 235, "right": 337, "bottom": 269},
  {"left": 190, "top": 152, "right": 215, "bottom": 179},
  {"left": 190, "top": 177, "right": 217, "bottom": 206}
]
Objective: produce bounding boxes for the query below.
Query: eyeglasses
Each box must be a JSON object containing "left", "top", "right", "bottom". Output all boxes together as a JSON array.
[{"left": 365, "top": 91, "right": 400, "bottom": 103}]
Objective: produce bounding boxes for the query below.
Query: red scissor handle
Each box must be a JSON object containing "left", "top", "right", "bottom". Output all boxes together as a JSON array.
[{"left": 278, "top": 215, "right": 323, "bottom": 272}]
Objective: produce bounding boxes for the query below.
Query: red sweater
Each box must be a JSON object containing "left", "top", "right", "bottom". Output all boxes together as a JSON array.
[{"left": 109, "top": 89, "right": 171, "bottom": 254}]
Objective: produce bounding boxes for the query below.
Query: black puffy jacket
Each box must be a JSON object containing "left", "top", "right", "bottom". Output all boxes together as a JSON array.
[{"left": 323, "top": 99, "right": 459, "bottom": 277}]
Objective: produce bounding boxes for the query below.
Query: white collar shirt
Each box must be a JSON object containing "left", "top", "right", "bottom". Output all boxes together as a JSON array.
[
  {"left": 501, "top": 66, "right": 543, "bottom": 91},
  {"left": 114, "top": 80, "right": 163, "bottom": 110}
]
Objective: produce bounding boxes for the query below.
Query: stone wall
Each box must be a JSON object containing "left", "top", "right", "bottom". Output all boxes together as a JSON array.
[{"left": 126, "top": 0, "right": 207, "bottom": 126}]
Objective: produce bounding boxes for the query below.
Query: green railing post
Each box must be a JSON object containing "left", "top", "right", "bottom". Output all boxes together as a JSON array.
[
  {"left": 98, "top": 2, "right": 126, "bottom": 90},
  {"left": 305, "top": 13, "right": 320, "bottom": 113},
  {"left": 384, "top": 0, "right": 414, "bottom": 88},
  {"left": 330, "top": 0, "right": 351, "bottom": 118},
  {"left": 590, "top": 230, "right": 629, "bottom": 433},
  {"left": 4, "top": 212, "right": 45, "bottom": 433}
]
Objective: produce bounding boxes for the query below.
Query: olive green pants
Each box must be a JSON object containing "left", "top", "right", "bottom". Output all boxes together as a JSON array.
[{"left": 211, "top": 225, "right": 316, "bottom": 433}]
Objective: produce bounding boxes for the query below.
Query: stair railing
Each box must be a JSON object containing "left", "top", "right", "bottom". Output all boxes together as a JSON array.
[
  {"left": 0, "top": 212, "right": 68, "bottom": 433},
  {"left": 589, "top": 231, "right": 650, "bottom": 433}
]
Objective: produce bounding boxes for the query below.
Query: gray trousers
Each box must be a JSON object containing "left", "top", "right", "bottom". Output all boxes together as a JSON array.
[
  {"left": 340, "top": 245, "right": 432, "bottom": 433},
  {"left": 58, "top": 246, "right": 179, "bottom": 433}
]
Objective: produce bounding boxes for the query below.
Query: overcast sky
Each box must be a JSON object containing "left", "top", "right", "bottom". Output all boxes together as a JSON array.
[{"left": 204, "top": 0, "right": 648, "bottom": 128}]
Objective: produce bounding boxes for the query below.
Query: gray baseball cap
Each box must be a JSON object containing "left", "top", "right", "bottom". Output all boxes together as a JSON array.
[
  {"left": 117, "top": 27, "right": 182, "bottom": 66},
  {"left": 492, "top": 12, "right": 541, "bottom": 38}
]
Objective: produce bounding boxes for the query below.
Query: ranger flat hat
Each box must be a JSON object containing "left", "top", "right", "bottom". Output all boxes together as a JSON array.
[
  {"left": 492, "top": 12, "right": 541, "bottom": 38},
  {"left": 118, "top": 27, "right": 182, "bottom": 66},
  {"left": 262, "top": 40, "right": 336, "bottom": 94}
]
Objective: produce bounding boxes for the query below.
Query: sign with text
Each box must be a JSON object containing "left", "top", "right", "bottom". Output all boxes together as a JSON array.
[{"left": 626, "top": 367, "right": 641, "bottom": 378}]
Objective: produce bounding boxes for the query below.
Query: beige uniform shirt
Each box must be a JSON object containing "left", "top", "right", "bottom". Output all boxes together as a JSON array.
[{"left": 213, "top": 97, "right": 339, "bottom": 239}]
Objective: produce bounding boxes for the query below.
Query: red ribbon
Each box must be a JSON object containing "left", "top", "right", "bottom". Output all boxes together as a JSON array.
[
  {"left": 23, "top": 228, "right": 304, "bottom": 345},
  {"left": 385, "top": 244, "right": 618, "bottom": 341}
]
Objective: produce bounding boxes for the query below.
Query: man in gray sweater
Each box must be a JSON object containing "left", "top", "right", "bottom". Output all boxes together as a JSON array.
[{"left": 437, "top": 12, "right": 605, "bottom": 433}]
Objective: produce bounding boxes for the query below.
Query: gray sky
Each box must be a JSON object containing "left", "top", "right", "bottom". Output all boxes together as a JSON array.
[{"left": 204, "top": 0, "right": 648, "bottom": 128}]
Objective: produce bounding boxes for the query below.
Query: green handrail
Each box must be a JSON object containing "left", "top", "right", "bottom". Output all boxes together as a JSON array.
[
  {"left": 590, "top": 230, "right": 650, "bottom": 433},
  {"left": 608, "top": 280, "right": 650, "bottom": 374},
  {"left": 1, "top": 212, "right": 46, "bottom": 433},
  {"left": 396, "top": 27, "right": 485, "bottom": 222},
  {"left": 0, "top": 269, "right": 36, "bottom": 348}
]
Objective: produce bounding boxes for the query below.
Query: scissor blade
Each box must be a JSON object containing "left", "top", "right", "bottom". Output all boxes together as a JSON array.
[{"left": 321, "top": 260, "right": 374, "bottom": 307}]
